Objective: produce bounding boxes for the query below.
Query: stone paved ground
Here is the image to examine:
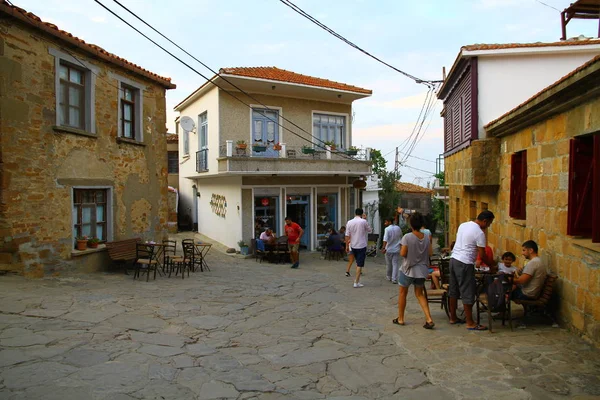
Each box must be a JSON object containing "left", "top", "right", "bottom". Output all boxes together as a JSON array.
[{"left": 1, "top": 240, "right": 599, "bottom": 400}]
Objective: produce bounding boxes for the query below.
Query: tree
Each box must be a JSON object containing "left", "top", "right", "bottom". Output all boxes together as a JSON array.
[
  {"left": 378, "top": 169, "right": 401, "bottom": 229},
  {"left": 370, "top": 149, "right": 386, "bottom": 176},
  {"left": 431, "top": 171, "right": 448, "bottom": 248}
]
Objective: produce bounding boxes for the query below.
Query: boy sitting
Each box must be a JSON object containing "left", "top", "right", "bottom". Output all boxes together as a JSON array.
[{"left": 498, "top": 252, "right": 518, "bottom": 275}]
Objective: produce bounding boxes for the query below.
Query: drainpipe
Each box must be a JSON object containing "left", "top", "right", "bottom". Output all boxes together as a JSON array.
[{"left": 226, "top": 140, "right": 233, "bottom": 157}]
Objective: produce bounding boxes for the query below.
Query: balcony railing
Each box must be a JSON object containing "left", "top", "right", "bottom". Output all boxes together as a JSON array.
[
  {"left": 219, "top": 141, "right": 370, "bottom": 161},
  {"left": 196, "top": 149, "right": 208, "bottom": 172}
]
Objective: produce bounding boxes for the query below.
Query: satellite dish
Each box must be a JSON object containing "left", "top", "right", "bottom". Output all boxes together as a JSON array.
[{"left": 180, "top": 116, "right": 196, "bottom": 132}]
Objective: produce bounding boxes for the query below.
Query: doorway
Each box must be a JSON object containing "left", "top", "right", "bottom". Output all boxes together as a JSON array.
[{"left": 286, "top": 195, "right": 310, "bottom": 249}]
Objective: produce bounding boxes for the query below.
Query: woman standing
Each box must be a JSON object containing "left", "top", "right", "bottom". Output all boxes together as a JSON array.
[{"left": 393, "top": 212, "right": 435, "bottom": 329}]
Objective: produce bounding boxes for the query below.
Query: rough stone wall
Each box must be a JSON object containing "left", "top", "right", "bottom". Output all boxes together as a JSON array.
[
  {"left": 445, "top": 139, "right": 500, "bottom": 186},
  {"left": 0, "top": 18, "right": 169, "bottom": 277},
  {"left": 445, "top": 96, "right": 600, "bottom": 345}
]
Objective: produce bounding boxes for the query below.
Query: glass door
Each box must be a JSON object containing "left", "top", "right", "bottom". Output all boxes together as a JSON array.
[{"left": 254, "top": 196, "right": 279, "bottom": 238}]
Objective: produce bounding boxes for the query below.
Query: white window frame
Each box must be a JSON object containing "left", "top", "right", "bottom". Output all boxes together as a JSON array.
[
  {"left": 49, "top": 48, "right": 98, "bottom": 133},
  {"left": 199, "top": 112, "right": 208, "bottom": 150},
  {"left": 71, "top": 186, "right": 113, "bottom": 242},
  {"left": 311, "top": 110, "right": 349, "bottom": 149},
  {"left": 110, "top": 72, "right": 145, "bottom": 142}
]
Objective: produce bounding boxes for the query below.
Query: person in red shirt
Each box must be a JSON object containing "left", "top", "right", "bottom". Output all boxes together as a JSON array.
[{"left": 284, "top": 216, "right": 304, "bottom": 269}]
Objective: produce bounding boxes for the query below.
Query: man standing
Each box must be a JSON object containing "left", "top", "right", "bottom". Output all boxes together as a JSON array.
[
  {"left": 513, "top": 240, "right": 547, "bottom": 300},
  {"left": 284, "top": 216, "right": 304, "bottom": 269},
  {"left": 345, "top": 208, "right": 372, "bottom": 288},
  {"left": 449, "top": 210, "right": 496, "bottom": 330},
  {"left": 382, "top": 215, "right": 403, "bottom": 284}
]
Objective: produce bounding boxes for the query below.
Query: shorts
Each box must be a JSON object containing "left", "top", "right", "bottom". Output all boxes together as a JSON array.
[
  {"left": 353, "top": 247, "right": 367, "bottom": 267},
  {"left": 288, "top": 243, "right": 299, "bottom": 252},
  {"left": 448, "top": 258, "right": 476, "bottom": 305},
  {"left": 398, "top": 271, "right": 426, "bottom": 287}
]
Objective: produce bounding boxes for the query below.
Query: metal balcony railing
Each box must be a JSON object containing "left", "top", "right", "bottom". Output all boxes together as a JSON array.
[
  {"left": 218, "top": 141, "right": 370, "bottom": 161},
  {"left": 196, "top": 149, "right": 208, "bottom": 172}
]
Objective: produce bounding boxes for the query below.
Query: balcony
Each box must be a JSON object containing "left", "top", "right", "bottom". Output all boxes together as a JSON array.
[
  {"left": 216, "top": 141, "right": 372, "bottom": 176},
  {"left": 196, "top": 149, "right": 208, "bottom": 173}
]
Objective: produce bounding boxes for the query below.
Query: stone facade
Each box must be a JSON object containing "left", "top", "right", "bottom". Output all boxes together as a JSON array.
[
  {"left": 445, "top": 58, "right": 600, "bottom": 345},
  {"left": 0, "top": 10, "right": 174, "bottom": 276}
]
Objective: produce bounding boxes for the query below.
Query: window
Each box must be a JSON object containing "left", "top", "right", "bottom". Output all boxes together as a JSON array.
[
  {"left": 469, "top": 200, "right": 477, "bottom": 220},
  {"left": 168, "top": 151, "right": 179, "bottom": 173},
  {"left": 199, "top": 112, "right": 208, "bottom": 149},
  {"left": 73, "top": 189, "right": 108, "bottom": 241},
  {"left": 510, "top": 151, "right": 527, "bottom": 220},
  {"left": 313, "top": 113, "right": 346, "bottom": 148},
  {"left": 183, "top": 130, "right": 189, "bottom": 156},
  {"left": 50, "top": 48, "right": 97, "bottom": 133},
  {"left": 121, "top": 85, "right": 136, "bottom": 139},
  {"left": 568, "top": 134, "right": 600, "bottom": 242}
]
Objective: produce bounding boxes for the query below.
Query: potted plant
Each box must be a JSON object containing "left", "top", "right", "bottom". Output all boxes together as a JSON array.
[
  {"left": 252, "top": 144, "right": 267, "bottom": 153},
  {"left": 75, "top": 235, "right": 88, "bottom": 251},
  {"left": 87, "top": 237, "right": 101, "bottom": 249},
  {"left": 236, "top": 140, "right": 247, "bottom": 150},
  {"left": 323, "top": 140, "right": 336, "bottom": 151},
  {"left": 302, "top": 145, "right": 315, "bottom": 155},
  {"left": 346, "top": 146, "right": 359, "bottom": 156},
  {"left": 272, "top": 142, "right": 282, "bottom": 151},
  {"left": 237, "top": 240, "right": 249, "bottom": 255}
]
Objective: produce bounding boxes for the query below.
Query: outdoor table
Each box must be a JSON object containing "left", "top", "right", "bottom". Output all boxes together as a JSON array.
[{"left": 193, "top": 243, "right": 212, "bottom": 271}]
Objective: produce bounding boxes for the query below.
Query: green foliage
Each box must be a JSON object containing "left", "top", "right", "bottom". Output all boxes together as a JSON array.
[
  {"left": 370, "top": 149, "right": 386, "bottom": 176},
  {"left": 434, "top": 171, "right": 445, "bottom": 186},
  {"left": 432, "top": 197, "right": 448, "bottom": 248},
  {"left": 378, "top": 170, "right": 402, "bottom": 231}
]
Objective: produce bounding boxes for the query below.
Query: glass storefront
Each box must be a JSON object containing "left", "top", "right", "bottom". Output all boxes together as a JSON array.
[
  {"left": 316, "top": 194, "right": 337, "bottom": 249},
  {"left": 254, "top": 196, "right": 279, "bottom": 239}
]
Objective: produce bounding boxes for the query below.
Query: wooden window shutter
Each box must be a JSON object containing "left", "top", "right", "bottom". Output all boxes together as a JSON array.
[
  {"left": 567, "top": 137, "right": 594, "bottom": 236},
  {"left": 520, "top": 151, "right": 527, "bottom": 219},
  {"left": 593, "top": 135, "right": 600, "bottom": 243},
  {"left": 509, "top": 152, "right": 526, "bottom": 219}
]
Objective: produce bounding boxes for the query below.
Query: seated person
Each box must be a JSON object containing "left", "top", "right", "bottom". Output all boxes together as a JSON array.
[
  {"left": 259, "top": 228, "right": 276, "bottom": 245},
  {"left": 326, "top": 228, "right": 344, "bottom": 252},
  {"left": 498, "top": 252, "right": 518, "bottom": 275},
  {"left": 512, "top": 240, "right": 547, "bottom": 300},
  {"left": 475, "top": 244, "right": 497, "bottom": 271}
]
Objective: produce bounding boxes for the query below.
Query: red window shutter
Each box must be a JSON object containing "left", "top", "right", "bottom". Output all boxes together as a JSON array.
[
  {"left": 593, "top": 135, "right": 600, "bottom": 243},
  {"left": 510, "top": 152, "right": 525, "bottom": 219},
  {"left": 567, "top": 137, "right": 594, "bottom": 236},
  {"left": 520, "top": 151, "right": 528, "bottom": 219}
]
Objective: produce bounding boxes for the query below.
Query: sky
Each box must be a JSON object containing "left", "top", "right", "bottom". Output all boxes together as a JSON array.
[{"left": 14, "top": 0, "right": 600, "bottom": 185}]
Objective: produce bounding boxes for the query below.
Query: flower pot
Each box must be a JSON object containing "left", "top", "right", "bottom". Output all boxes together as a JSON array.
[
  {"left": 88, "top": 242, "right": 99, "bottom": 249},
  {"left": 345, "top": 149, "right": 358, "bottom": 156},
  {"left": 236, "top": 143, "right": 247, "bottom": 150},
  {"left": 273, "top": 145, "right": 282, "bottom": 151},
  {"left": 302, "top": 148, "right": 315, "bottom": 155},
  {"left": 252, "top": 145, "right": 267, "bottom": 153},
  {"left": 76, "top": 240, "right": 87, "bottom": 251},
  {"left": 240, "top": 246, "right": 249, "bottom": 255}
]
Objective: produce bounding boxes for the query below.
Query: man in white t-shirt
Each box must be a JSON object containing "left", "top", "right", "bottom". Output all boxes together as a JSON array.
[
  {"left": 449, "top": 210, "right": 496, "bottom": 331},
  {"left": 345, "top": 208, "right": 372, "bottom": 288}
]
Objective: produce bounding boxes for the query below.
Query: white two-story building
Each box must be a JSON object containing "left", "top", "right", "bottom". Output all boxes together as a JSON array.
[{"left": 175, "top": 67, "right": 372, "bottom": 250}]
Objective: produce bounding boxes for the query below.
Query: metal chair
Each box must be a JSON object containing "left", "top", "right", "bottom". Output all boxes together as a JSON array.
[
  {"left": 133, "top": 243, "right": 158, "bottom": 281},
  {"left": 477, "top": 273, "right": 514, "bottom": 332},
  {"left": 424, "top": 258, "right": 450, "bottom": 318},
  {"left": 162, "top": 240, "right": 182, "bottom": 275}
]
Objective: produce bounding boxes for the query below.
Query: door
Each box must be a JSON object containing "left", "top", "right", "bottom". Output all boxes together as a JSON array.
[
  {"left": 198, "top": 113, "right": 208, "bottom": 170},
  {"left": 252, "top": 109, "right": 279, "bottom": 158},
  {"left": 286, "top": 195, "right": 310, "bottom": 249}
]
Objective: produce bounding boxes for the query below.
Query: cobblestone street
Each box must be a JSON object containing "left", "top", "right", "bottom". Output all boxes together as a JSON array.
[{"left": 1, "top": 244, "right": 599, "bottom": 400}]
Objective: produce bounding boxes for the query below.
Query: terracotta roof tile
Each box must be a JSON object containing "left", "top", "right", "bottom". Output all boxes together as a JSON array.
[
  {"left": 462, "top": 38, "right": 600, "bottom": 52},
  {"left": 485, "top": 54, "right": 600, "bottom": 129},
  {"left": 0, "top": 1, "right": 175, "bottom": 89},
  {"left": 395, "top": 182, "right": 433, "bottom": 194},
  {"left": 166, "top": 134, "right": 178, "bottom": 143},
  {"left": 219, "top": 66, "right": 372, "bottom": 95}
]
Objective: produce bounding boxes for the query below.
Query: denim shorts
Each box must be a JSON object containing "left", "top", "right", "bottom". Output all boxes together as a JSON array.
[
  {"left": 398, "top": 271, "right": 426, "bottom": 288},
  {"left": 353, "top": 247, "right": 367, "bottom": 267}
]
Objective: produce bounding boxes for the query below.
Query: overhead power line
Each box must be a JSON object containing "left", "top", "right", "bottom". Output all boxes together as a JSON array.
[
  {"left": 534, "top": 0, "right": 561, "bottom": 12},
  {"left": 278, "top": 0, "right": 442, "bottom": 88},
  {"left": 94, "top": 0, "right": 357, "bottom": 160}
]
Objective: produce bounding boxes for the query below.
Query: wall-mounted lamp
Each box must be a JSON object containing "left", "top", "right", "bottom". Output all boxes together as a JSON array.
[
  {"left": 337, "top": 94, "right": 342, "bottom": 98},
  {"left": 272, "top": 85, "right": 276, "bottom": 90}
]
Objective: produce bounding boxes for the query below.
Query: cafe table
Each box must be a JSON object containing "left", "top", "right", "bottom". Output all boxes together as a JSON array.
[{"left": 193, "top": 243, "right": 212, "bottom": 272}]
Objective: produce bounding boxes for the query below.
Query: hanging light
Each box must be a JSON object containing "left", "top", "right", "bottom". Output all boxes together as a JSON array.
[
  {"left": 261, "top": 197, "right": 269, "bottom": 207},
  {"left": 321, "top": 196, "right": 329, "bottom": 204}
]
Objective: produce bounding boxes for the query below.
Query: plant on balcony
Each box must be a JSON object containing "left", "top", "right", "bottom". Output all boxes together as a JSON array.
[
  {"left": 236, "top": 140, "right": 247, "bottom": 150},
  {"left": 302, "top": 145, "right": 315, "bottom": 154},
  {"left": 272, "top": 142, "right": 282, "bottom": 151},
  {"left": 87, "top": 237, "right": 101, "bottom": 248},
  {"left": 345, "top": 146, "right": 359, "bottom": 156},
  {"left": 323, "top": 140, "right": 336, "bottom": 151},
  {"left": 252, "top": 144, "right": 267, "bottom": 153}
]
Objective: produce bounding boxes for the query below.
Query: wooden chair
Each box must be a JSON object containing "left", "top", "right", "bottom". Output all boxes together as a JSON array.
[
  {"left": 512, "top": 274, "right": 558, "bottom": 325},
  {"left": 171, "top": 242, "right": 193, "bottom": 279},
  {"left": 162, "top": 240, "right": 183, "bottom": 275},
  {"left": 133, "top": 243, "right": 158, "bottom": 281},
  {"left": 476, "top": 274, "right": 514, "bottom": 332},
  {"left": 424, "top": 258, "right": 450, "bottom": 318},
  {"left": 251, "top": 239, "right": 268, "bottom": 263}
]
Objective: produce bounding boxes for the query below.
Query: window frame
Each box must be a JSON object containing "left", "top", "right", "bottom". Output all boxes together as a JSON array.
[
  {"left": 50, "top": 48, "right": 97, "bottom": 134},
  {"left": 568, "top": 133, "right": 599, "bottom": 242},
  {"left": 168, "top": 151, "right": 179, "bottom": 174},
  {"left": 110, "top": 72, "right": 145, "bottom": 142},
  {"left": 58, "top": 63, "right": 86, "bottom": 129},
  {"left": 509, "top": 150, "right": 527, "bottom": 220},
  {"left": 312, "top": 111, "right": 348, "bottom": 149},
  {"left": 72, "top": 187, "right": 113, "bottom": 242}
]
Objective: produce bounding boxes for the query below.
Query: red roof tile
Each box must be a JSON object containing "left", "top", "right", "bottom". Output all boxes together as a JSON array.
[
  {"left": 395, "top": 182, "right": 433, "bottom": 194},
  {"left": 166, "top": 134, "right": 178, "bottom": 143},
  {"left": 219, "top": 67, "right": 372, "bottom": 95},
  {"left": 0, "top": 1, "right": 175, "bottom": 89},
  {"left": 462, "top": 38, "right": 600, "bottom": 52}
]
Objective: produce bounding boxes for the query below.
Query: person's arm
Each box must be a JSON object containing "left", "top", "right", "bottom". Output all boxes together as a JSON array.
[
  {"left": 382, "top": 240, "right": 388, "bottom": 254},
  {"left": 475, "top": 246, "right": 486, "bottom": 268},
  {"left": 400, "top": 244, "right": 408, "bottom": 258},
  {"left": 296, "top": 227, "right": 304, "bottom": 244},
  {"left": 345, "top": 232, "right": 351, "bottom": 251},
  {"left": 514, "top": 273, "right": 532, "bottom": 285}
]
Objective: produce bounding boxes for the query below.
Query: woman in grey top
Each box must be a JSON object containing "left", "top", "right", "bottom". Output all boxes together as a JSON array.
[{"left": 393, "top": 212, "right": 435, "bottom": 329}]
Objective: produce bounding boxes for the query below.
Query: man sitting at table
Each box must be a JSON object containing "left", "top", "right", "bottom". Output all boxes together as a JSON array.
[
  {"left": 512, "top": 240, "right": 546, "bottom": 300},
  {"left": 259, "top": 228, "right": 276, "bottom": 245}
]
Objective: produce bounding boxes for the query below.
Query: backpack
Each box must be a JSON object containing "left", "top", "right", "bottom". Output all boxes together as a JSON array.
[{"left": 486, "top": 275, "right": 508, "bottom": 312}]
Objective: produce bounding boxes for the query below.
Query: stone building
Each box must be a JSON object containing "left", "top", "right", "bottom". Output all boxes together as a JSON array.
[
  {"left": 0, "top": 2, "right": 176, "bottom": 277},
  {"left": 447, "top": 55, "right": 600, "bottom": 343}
]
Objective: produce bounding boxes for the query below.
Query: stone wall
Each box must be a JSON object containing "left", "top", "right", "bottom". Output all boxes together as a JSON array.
[
  {"left": 445, "top": 96, "right": 600, "bottom": 345},
  {"left": 0, "top": 18, "right": 170, "bottom": 276}
]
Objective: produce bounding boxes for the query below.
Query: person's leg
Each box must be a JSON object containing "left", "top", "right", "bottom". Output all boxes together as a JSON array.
[
  {"left": 354, "top": 248, "right": 366, "bottom": 285},
  {"left": 391, "top": 253, "right": 399, "bottom": 283},
  {"left": 355, "top": 266, "right": 362, "bottom": 284},
  {"left": 385, "top": 253, "right": 393, "bottom": 280},
  {"left": 457, "top": 262, "right": 480, "bottom": 329},
  {"left": 397, "top": 285, "right": 409, "bottom": 324},
  {"left": 414, "top": 285, "right": 434, "bottom": 325},
  {"left": 346, "top": 253, "right": 355, "bottom": 273},
  {"left": 432, "top": 270, "right": 441, "bottom": 289},
  {"left": 448, "top": 259, "right": 460, "bottom": 322}
]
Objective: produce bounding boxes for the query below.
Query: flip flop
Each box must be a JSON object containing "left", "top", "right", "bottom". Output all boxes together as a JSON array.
[
  {"left": 449, "top": 319, "right": 466, "bottom": 325},
  {"left": 392, "top": 318, "right": 405, "bottom": 326},
  {"left": 466, "top": 324, "right": 488, "bottom": 331},
  {"left": 423, "top": 321, "right": 435, "bottom": 330}
]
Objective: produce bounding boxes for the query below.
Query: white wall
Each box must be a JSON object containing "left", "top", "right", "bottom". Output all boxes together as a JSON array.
[
  {"left": 477, "top": 50, "right": 600, "bottom": 137},
  {"left": 362, "top": 189, "right": 381, "bottom": 236},
  {"left": 195, "top": 176, "right": 243, "bottom": 249}
]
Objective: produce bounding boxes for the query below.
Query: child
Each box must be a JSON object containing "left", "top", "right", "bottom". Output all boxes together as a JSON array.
[{"left": 498, "top": 252, "right": 518, "bottom": 275}]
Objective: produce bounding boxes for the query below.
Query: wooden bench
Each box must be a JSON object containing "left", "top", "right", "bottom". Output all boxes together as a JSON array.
[
  {"left": 105, "top": 238, "right": 141, "bottom": 274},
  {"left": 512, "top": 274, "right": 558, "bottom": 323}
]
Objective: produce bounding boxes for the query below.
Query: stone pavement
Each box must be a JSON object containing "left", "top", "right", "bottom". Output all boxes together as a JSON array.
[{"left": 0, "top": 244, "right": 599, "bottom": 400}]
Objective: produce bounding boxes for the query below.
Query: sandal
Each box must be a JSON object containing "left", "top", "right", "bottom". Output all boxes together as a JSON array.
[
  {"left": 449, "top": 319, "right": 466, "bottom": 325},
  {"left": 423, "top": 321, "right": 435, "bottom": 330},
  {"left": 392, "top": 318, "right": 405, "bottom": 326},
  {"left": 466, "top": 324, "right": 488, "bottom": 331}
]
